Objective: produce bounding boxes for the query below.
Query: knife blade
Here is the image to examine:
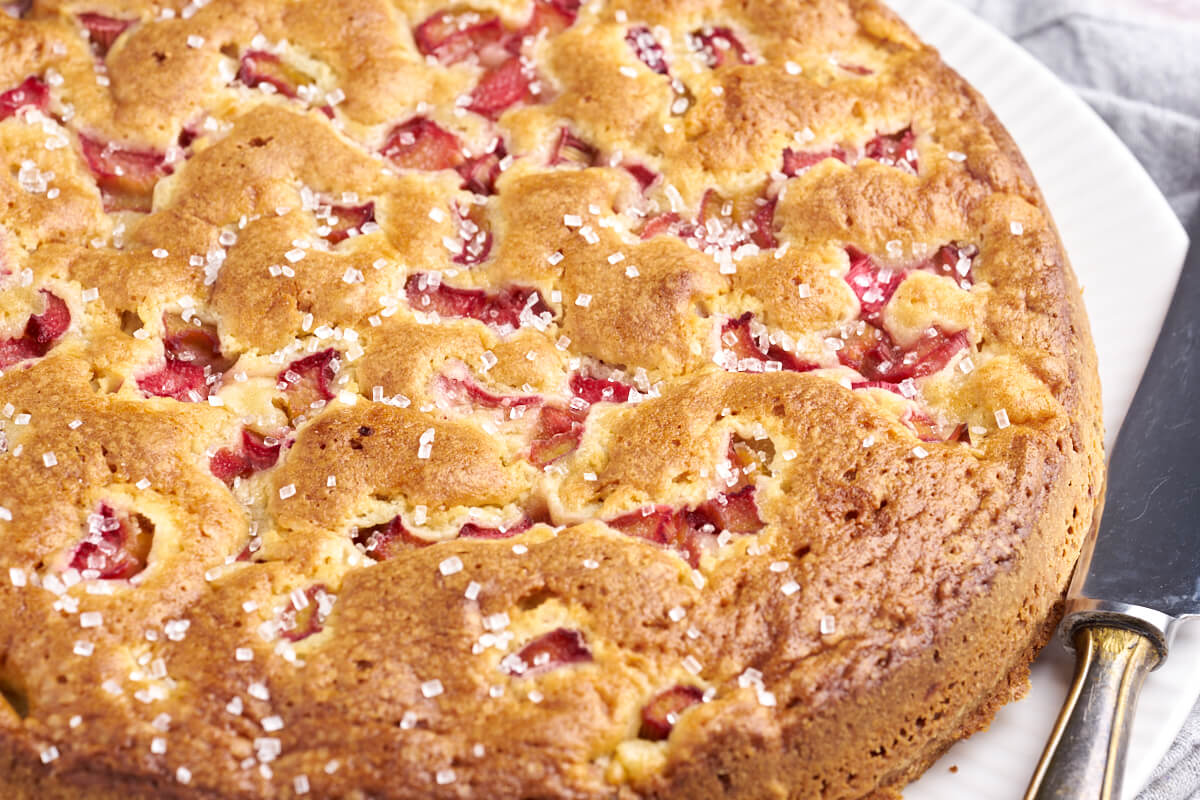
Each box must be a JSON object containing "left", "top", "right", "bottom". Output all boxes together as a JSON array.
[{"left": 1026, "top": 206, "right": 1200, "bottom": 800}]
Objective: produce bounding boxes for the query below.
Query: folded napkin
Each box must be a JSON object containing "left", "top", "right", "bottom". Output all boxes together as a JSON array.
[
  {"left": 951, "top": 0, "right": 1199, "bottom": 223},
  {"left": 948, "top": 2, "right": 1200, "bottom": 797}
]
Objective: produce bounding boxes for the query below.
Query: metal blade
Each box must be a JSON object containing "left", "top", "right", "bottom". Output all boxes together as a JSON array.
[{"left": 1069, "top": 206, "right": 1200, "bottom": 635}]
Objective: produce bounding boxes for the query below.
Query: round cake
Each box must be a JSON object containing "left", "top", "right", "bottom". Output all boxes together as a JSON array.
[{"left": 0, "top": 0, "right": 1104, "bottom": 797}]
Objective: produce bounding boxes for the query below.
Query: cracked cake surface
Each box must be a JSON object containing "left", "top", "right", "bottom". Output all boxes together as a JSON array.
[{"left": 0, "top": 0, "right": 1103, "bottom": 797}]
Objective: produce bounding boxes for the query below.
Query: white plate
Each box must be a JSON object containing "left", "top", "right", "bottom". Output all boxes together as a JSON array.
[{"left": 881, "top": 0, "right": 1199, "bottom": 798}]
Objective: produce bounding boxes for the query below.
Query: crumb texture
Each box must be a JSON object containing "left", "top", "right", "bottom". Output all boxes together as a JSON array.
[{"left": 0, "top": 0, "right": 1102, "bottom": 798}]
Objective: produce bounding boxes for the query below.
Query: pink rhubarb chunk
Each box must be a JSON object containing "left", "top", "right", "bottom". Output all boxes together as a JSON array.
[
  {"left": 277, "top": 348, "right": 339, "bottom": 418},
  {"left": 459, "top": 516, "right": 532, "bottom": 540},
  {"left": 210, "top": 429, "right": 283, "bottom": 484},
  {"left": 720, "top": 313, "right": 816, "bottom": 373},
  {"left": 68, "top": 504, "right": 152, "bottom": 580},
  {"left": 503, "top": 628, "right": 592, "bottom": 676},
  {"left": 626, "top": 26, "right": 669, "bottom": 74},
  {"left": 522, "top": 0, "right": 581, "bottom": 38},
  {"left": 279, "top": 584, "right": 333, "bottom": 642},
  {"left": 79, "top": 134, "right": 169, "bottom": 212},
  {"left": 405, "top": 274, "right": 551, "bottom": 330},
  {"left": 468, "top": 56, "right": 535, "bottom": 119},
  {"left": 381, "top": 117, "right": 465, "bottom": 171},
  {"left": 864, "top": 127, "right": 917, "bottom": 174},
  {"left": 138, "top": 316, "right": 230, "bottom": 402},
  {"left": 688, "top": 26, "right": 753, "bottom": 67},
  {"left": 353, "top": 516, "right": 430, "bottom": 560},
  {"left": 0, "top": 76, "right": 49, "bottom": 121},
  {"left": 0, "top": 291, "right": 69, "bottom": 369},
  {"left": 640, "top": 685, "right": 704, "bottom": 740},
  {"left": 608, "top": 486, "right": 764, "bottom": 568},
  {"left": 838, "top": 324, "right": 968, "bottom": 384},
  {"left": 78, "top": 12, "right": 132, "bottom": 57},
  {"left": 528, "top": 405, "right": 585, "bottom": 467},
  {"left": 569, "top": 372, "right": 632, "bottom": 404},
  {"left": 918, "top": 242, "right": 978, "bottom": 290},
  {"left": 781, "top": 146, "right": 848, "bottom": 177},
  {"left": 236, "top": 51, "right": 310, "bottom": 98},
  {"left": 324, "top": 202, "right": 376, "bottom": 245},
  {"left": 415, "top": 10, "right": 507, "bottom": 65}
]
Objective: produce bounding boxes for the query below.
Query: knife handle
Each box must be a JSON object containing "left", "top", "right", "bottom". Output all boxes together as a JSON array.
[{"left": 1025, "top": 625, "right": 1161, "bottom": 800}]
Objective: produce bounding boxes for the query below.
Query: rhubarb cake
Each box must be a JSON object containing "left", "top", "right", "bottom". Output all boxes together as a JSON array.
[{"left": 0, "top": 0, "right": 1103, "bottom": 797}]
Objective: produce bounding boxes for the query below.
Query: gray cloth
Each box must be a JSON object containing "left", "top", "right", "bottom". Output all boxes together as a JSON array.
[{"left": 947, "top": 1, "right": 1200, "bottom": 797}]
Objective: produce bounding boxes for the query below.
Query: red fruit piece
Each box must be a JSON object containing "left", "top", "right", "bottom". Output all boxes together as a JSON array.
[
  {"left": 864, "top": 127, "right": 917, "bottom": 174},
  {"left": 528, "top": 404, "right": 585, "bottom": 466},
  {"left": 843, "top": 246, "right": 903, "bottom": 322},
  {"left": 688, "top": 26, "right": 752, "bottom": 68},
  {"left": 451, "top": 202, "right": 492, "bottom": 266},
  {"left": 468, "top": 55, "right": 535, "bottom": 119},
  {"left": 624, "top": 163, "right": 658, "bottom": 191},
  {"left": 235, "top": 429, "right": 283, "bottom": 472},
  {"left": 719, "top": 313, "right": 815, "bottom": 373},
  {"left": 381, "top": 117, "right": 465, "bottom": 171},
  {"left": 550, "top": 127, "right": 598, "bottom": 167},
  {"left": 138, "top": 315, "right": 229, "bottom": 402},
  {"left": 690, "top": 485, "right": 762, "bottom": 535},
  {"left": 459, "top": 516, "right": 531, "bottom": 539},
  {"left": 689, "top": 189, "right": 778, "bottom": 252},
  {"left": 503, "top": 628, "right": 592, "bottom": 676},
  {"left": 781, "top": 146, "right": 848, "bottom": 177},
  {"left": 626, "top": 26, "right": 668, "bottom": 74},
  {"left": 405, "top": 274, "right": 552, "bottom": 330},
  {"left": 277, "top": 349, "right": 339, "bottom": 418},
  {"left": 522, "top": 0, "right": 581, "bottom": 38},
  {"left": 895, "top": 327, "right": 970, "bottom": 380},
  {"left": 918, "top": 242, "right": 978, "bottom": 290},
  {"left": 838, "top": 324, "right": 968, "bottom": 383},
  {"left": 569, "top": 372, "right": 632, "bottom": 404},
  {"left": 137, "top": 360, "right": 207, "bottom": 401},
  {"left": 639, "top": 211, "right": 681, "bottom": 240},
  {"left": 904, "top": 408, "right": 943, "bottom": 443},
  {"left": 0, "top": 76, "right": 49, "bottom": 121},
  {"left": 609, "top": 506, "right": 712, "bottom": 567},
  {"left": 438, "top": 375, "right": 541, "bottom": 411},
  {"left": 78, "top": 12, "right": 132, "bottom": 57},
  {"left": 640, "top": 685, "right": 704, "bottom": 740},
  {"left": 458, "top": 140, "right": 507, "bottom": 196},
  {"left": 607, "top": 506, "right": 676, "bottom": 545},
  {"left": 210, "top": 429, "right": 283, "bottom": 484},
  {"left": 0, "top": 340, "right": 37, "bottom": 371},
  {"left": 0, "top": 291, "right": 70, "bottom": 369},
  {"left": 163, "top": 316, "right": 230, "bottom": 372},
  {"left": 353, "top": 516, "right": 429, "bottom": 560},
  {"left": 608, "top": 487, "right": 764, "bottom": 567},
  {"left": 209, "top": 448, "right": 246, "bottom": 484},
  {"left": 78, "top": 134, "right": 169, "bottom": 213},
  {"left": 415, "top": 9, "right": 508, "bottom": 65},
  {"left": 749, "top": 197, "right": 777, "bottom": 249},
  {"left": 324, "top": 202, "right": 376, "bottom": 245},
  {"left": 236, "top": 51, "right": 314, "bottom": 99},
  {"left": 68, "top": 504, "right": 152, "bottom": 580},
  {"left": 279, "top": 584, "right": 334, "bottom": 642}
]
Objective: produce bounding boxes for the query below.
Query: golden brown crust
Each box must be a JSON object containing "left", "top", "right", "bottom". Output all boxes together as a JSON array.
[{"left": 0, "top": 0, "right": 1102, "bottom": 798}]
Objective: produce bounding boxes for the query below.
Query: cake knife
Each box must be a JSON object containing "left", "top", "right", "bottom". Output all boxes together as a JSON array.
[{"left": 1025, "top": 210, "right": 1200, "bottom": 800}]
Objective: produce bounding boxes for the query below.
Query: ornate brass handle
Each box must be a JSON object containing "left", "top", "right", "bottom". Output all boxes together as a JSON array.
[{"left": 1025, "top": 625, "right": 1161, "bottom": 800}]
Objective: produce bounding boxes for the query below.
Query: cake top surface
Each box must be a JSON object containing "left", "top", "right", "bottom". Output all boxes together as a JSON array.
[{"left": 0, "top": 0, "right": 1099, "bottom": 797}]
